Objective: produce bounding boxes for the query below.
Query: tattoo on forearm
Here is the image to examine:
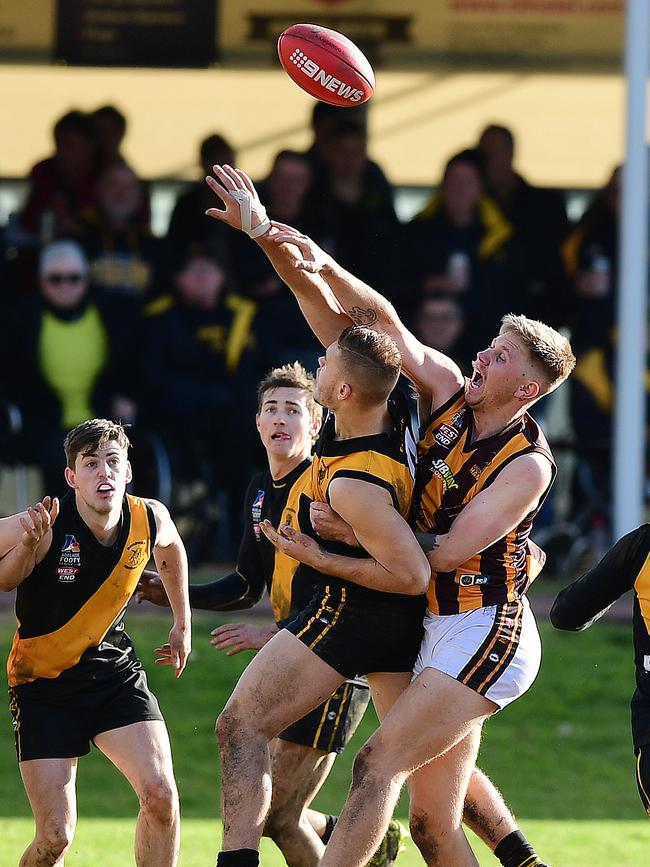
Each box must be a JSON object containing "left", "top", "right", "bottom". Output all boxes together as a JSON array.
[
  {"left": 348, "top": 306, "right": 378, "bottom": 327},
  {"left": 415, "top": 532, "right": 439, "bottom": 553}
]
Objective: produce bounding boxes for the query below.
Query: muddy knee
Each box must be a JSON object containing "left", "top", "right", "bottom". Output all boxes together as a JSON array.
[
  {"left": 410, "top": 812, "right": 442, "bottom": 864},
  {"left": 36, "top": 820, "right": 75, "bottom": 863},
  {"left": 140, "top": 778, "right": 179, "bottom": 826}
]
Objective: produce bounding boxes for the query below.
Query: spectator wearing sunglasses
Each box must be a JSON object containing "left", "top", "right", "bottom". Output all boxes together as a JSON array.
[{"left": 2, "top": 240, "right": 139, "bottom": 495}]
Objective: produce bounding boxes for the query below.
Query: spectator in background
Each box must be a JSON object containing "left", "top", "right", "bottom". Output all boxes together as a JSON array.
[
  {"left": 412, "top": 294, "right": 471, "bottom": 375},
  {"left": 402, "top": 148, "right": 520, "bottom": 348},
  {"left": 76, "top": 162, "right": 162, "bottom": 303},
  {"left": 20, "top": 110, "right": 100, "bottom": 244},
  {"left": 2, "top": 240, "right": 137, "bottom": 495},
  {"left": 92, "top": 104, "right": 128, "bottom": 169},
  {"left": 568, "top": 320, "right": 650, "bottom": 539},
  {"left": 139, "top": 246, "right": 262, "bottom": 548},
  {"left": 231, "top": 150, "right": 322, "bottom": 372},
  {"left": 303, "top": 101, "right": 389, "bottom": 188},
  {"left": 562, "top": 165, "right": 620, "bottom": 353},
  {"left": 306, "top": 120, "right": 399, "bottom": 296},
  {"left": 167, "top": 132, "right": 238, "bottom": 265},
  {"left": 477, "top": 124, "right": 569, "bottom": 326}
]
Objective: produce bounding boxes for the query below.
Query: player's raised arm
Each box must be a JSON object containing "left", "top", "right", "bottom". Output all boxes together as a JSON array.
[
  {"left": 269, "top": 225, "right": 465, "bottom": 410},
  {"left": 146, "top": 498, "right": 192, "bottom": 677},
  {"left": 205, "top": 164, "right": 352, "bottom": 347},
  {"left": 0, "top": 497, "right": 58, "bottom": 591}
]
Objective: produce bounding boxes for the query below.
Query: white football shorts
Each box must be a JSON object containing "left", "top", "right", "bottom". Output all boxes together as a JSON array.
[{"left": 412, "top": 597, "right": 541, "bottom": 709}]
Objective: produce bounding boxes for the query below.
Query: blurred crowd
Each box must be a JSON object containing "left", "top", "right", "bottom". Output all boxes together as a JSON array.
[{"left": 0, "top": 102, "right": 644, "bottom": 560}]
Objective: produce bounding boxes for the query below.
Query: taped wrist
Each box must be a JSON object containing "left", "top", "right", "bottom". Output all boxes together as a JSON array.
[{"left": 231, "top": 189, "right": 271, "bottom": 238}]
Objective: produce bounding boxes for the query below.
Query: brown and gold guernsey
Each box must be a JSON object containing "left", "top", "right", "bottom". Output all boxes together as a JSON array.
[
  {"left": 414, "top": 388, "right": 555, "bottom": 615},
  {"left": 300, "top": 382, "right": 420, "bottom": 604},
  {"left": 7, "top": 492, "right": 156, "bottom": 688}
]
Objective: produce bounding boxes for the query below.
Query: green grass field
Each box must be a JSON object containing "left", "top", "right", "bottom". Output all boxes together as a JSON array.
[{"left": 2, "top": 609, "right": 650, "bottom": 865}]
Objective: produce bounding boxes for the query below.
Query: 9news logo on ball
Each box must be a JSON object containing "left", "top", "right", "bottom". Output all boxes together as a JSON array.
[{"left": 278, "top": 23, "right": 375, "bottom": 107}]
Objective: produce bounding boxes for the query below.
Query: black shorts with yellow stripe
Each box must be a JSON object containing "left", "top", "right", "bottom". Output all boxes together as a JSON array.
[
  {"left": 8, "top": 658, "right": 163, "bottom": 762},
  {"left": 284, "top": 583, "right": 426, "bottom": 679},
  {"left": 279, "top": 680, "right": 370, "bottom": 754}
]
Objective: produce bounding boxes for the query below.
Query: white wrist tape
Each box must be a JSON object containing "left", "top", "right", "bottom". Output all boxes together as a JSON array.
[{"left": 231, "top": 189, "right": 271, "bottom": 238}]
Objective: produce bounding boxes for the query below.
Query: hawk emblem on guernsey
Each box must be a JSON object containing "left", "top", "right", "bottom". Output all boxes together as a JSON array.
[{"left": 317, "top": 463, "right": 329, "bottom": 488}]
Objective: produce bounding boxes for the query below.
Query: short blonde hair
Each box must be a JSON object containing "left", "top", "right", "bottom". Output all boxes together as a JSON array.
[{"left": 500, "top": 313, "right": 576, "bottom": 395}]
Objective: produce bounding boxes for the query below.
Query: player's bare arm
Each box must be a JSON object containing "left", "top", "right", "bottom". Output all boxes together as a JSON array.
[
  {"left": 205, "top": 164, "right": 351, "bottom": 348},
  {"left": 550, "top": 528, "right": 641, "bottom": 631},
  {"left": 146, "top": 498, "right": 192, "bottom": 678},
  {"left": 262, "top": 479, "right": 429, "bottom": 595},
  {"left": 270, "top": 225, "right": 464, "bottom": 411},
  {"left": 424, "top": 454, "right": 553, "bottom": 572},
  {"left": 0, "top": 497, "right": 58, "bottom": 591}
]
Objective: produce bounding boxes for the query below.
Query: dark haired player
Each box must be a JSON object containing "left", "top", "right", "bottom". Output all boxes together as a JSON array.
[{"left": 1, "top": 418, "right": 191, "bottom": 867}]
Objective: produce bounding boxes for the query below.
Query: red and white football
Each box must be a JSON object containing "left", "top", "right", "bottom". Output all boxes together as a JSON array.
[{"left": 277, "top": 23, "right": 375, "bottom": 107}]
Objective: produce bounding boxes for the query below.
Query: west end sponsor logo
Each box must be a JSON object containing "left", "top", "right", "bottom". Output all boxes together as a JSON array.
[{"left": 434, "top": 423, "right": 459, "bottom": 449}]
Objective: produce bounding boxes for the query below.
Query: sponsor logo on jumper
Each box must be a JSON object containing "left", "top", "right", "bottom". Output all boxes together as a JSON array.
[
  {"left": 58, "top": 534, "right": 81, "bottom": 574},
  {"left": 431, "top": 459, "right": 459, "bottom": 491},
  {"left": 434, "top": 423, "right": 459, "bottom": 448},
  {"left": 489, "top": 652, "right": 500, "bottom": 663},
  {"left": 469, "top": 463, "right": 484, "bottom": 480},
  {"left": 252, "top": 489, "right": 265, "bottom": 541},
  {"left": 317, "top": 462, "right": 329, "bottom": 488},
  {"left": 644, "top": 655, "right": 650, "bottom": 673},
  {"left": 57, "top": 567, "right": 79, "bottom": 583},
  {"left": 288, "top": 49, "right": 365, "bottom": 102},
  {"left": 458, "top": 573, "right": 489, "bottom": 587},
  {"left": 124, "top": 540, "right": 147, "bottom": 570},
  {"left": 450, "top": 410, "right": 466, "bottom": 430},
  {"left": 62, "top": 534, "right": 80, "bottom": 553}
]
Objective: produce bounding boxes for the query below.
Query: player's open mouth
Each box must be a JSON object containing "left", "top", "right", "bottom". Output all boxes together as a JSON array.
[
  {"left": 271, "top": 433, "right": 291, "bottom": 441},
  {"left": 469, "top": 368, "right": 484, "bottom": 389},
  {"left": 97, "top": 484, "right": 114, "bottom": 493}
]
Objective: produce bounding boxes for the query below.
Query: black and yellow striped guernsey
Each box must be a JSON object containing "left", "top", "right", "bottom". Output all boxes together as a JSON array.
[
  {"left": 7, "top": 493, "right": 156, "bottom": 688},
  {"left": 414, "top": 388, "right": 555, "bottom": 615},
  {"left": 235, "top": 459, "right": 315, "bottom": 624},
  {"left": 551, "top": 524, "right": 650, "bottom": 750},
  {"left": 303, "top": 382, "right": 419, "bottom": 602}
]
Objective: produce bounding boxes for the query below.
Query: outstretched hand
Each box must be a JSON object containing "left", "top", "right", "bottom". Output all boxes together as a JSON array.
[
  {"left": 205, "top": 164, "right": 271, "bottom": 238},
  {"left": 135, "top": 570, "right": 170, "bottom": 607},
  {"left": 154, "top": 622, "right": 191, "bottom": 678},
  {"left": 270, "top": 222, "right": 334, "bottom": 274},
  {"left": 260, "top": 519, "right": 324, "bottom": 568},
  {"left": 210, "top": 622, "right": 278, "bottom": 656},
  {"left": 19, "top": 497, "right": 59, "bottom": 550}
]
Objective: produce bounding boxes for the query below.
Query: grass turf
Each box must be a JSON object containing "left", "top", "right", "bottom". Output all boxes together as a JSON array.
[{"left": 2, "top": 609, "right": 649, "bottom": 865}]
